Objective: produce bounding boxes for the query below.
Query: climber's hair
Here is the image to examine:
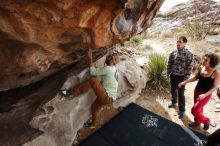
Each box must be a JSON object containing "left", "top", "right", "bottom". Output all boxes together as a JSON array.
[
  {"left": 106, "top": 54, "right": 116, "bottom": 65},
  {"left": 203, "top": 53, "right": 219, "bottom": 68}
]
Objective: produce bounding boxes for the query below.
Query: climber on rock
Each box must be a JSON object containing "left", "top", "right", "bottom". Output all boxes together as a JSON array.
[{"left": 61, "top": 51, "right": 118, "bottom": 128}]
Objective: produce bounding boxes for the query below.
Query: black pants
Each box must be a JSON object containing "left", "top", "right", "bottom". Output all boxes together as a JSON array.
[
  {"left": 170, "top": 74, "right": 185, "bottom": 112},
  {"left": 206, "top": 128, "right": 220, "bottom": 146}
]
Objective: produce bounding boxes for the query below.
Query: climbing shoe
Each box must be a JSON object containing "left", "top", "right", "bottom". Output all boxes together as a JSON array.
[
  {"left": 61, "top": 89, "right": 72, "bottom": 98},
  {"left": 84, "top": 121, "right": 96, "bottom": 129},
  {"left": 203, "top": 124, "right": 210, "bottom": 131}
]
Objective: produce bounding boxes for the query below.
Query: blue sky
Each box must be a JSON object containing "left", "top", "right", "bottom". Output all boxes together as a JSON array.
[{"left": 160, "top": 0, "right": 220, "bottom": 12}]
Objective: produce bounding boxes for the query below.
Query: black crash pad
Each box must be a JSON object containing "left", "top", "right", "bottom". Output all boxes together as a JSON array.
[{"left": 79, "top": 103, "right": 207, "bottom": 146}]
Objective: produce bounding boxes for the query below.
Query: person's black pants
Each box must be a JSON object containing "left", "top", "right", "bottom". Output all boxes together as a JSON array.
[
  {"left": 206, "top": 128, "right": 220, "bottom": 146},
  {"left": 170, "top": 74, "right": 185, "bottom": 112}
]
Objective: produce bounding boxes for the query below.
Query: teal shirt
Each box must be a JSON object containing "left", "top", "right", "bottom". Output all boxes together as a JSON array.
[{"left": 89, "top": 66, "right": 118, "bottom": 100}]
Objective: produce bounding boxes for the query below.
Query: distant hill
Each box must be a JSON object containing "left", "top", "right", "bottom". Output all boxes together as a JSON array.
[{"left": 149, "top": 0, "right": 220, "bottom": 36}]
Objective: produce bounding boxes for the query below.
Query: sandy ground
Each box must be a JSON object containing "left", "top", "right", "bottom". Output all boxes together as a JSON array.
[{"left": 137, "top": 81, "right": 220, "bottom": 135}]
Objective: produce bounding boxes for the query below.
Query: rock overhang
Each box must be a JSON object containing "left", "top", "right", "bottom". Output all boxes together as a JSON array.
[{"left": 0, "top": 0, "right": 165, "bottom": 91}]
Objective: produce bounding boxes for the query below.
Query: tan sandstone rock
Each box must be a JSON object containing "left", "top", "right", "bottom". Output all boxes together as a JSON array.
[{"left": 0, "top": 0, "right": 164, "bottom": 91}]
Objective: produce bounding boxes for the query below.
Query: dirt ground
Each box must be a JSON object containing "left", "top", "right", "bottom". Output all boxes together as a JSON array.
[
  {"left": 137, "top": 81, "right": 220, "bottom": 135},
  {"left": 73, "top": 81, "right": 220, "bottom": 145}
]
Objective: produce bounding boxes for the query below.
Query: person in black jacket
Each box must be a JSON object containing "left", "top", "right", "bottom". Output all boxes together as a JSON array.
[{"left": 167, "top": 36, "right": 194, "bottom": 119}]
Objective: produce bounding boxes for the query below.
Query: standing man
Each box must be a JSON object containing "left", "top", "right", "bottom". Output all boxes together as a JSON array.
[{"left": 167, "top": 36, "right": 194, "bottom": 119}]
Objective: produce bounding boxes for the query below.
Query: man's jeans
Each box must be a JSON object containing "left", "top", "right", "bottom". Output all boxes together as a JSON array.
[
  {"left": 170, "top": 74, "right": 185, "bottom": 112},
  {"left": 72, "top": 77, "right": 112, "bottom": 126}
]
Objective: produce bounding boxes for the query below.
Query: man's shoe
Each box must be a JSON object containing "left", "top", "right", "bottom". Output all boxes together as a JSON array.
[
  {"left": 168, "top": 103, "right": 177, "bottom": 108},
  {"left": 61, "top": 89, "right": 72, "bottom": 98},
  {"left": 203, "top": 124, "right": 210, "bottom": 131},
  {"left": 178, "top": 111, "right": 185, "bottom": 119}
]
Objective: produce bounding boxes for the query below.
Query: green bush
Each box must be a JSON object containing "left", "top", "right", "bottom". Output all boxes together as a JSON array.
[
  {"left": 146, "top": 53, "right": 170, "bottom": 90},
  {"left": 156, "top": 12, "right": 166, "bottom": 18},
  {"left": 131, "top": 35, "right": 142, "bottom": 43}
]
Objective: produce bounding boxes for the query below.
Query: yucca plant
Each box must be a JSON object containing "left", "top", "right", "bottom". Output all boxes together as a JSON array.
[{"left": 146, "top": 53, "right": 170, "bottom": 90}]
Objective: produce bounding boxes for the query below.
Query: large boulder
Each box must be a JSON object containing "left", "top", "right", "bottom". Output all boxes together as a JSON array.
[
  {"left": 0, "top": 0, "right": 164, "bottom": 91},
  {"left": 23, "top": 54, "right": 147, "bottom": 146}
]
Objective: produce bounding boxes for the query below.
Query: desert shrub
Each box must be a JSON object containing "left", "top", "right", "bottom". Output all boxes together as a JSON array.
[
  {"left": 206, "top": 0, "right": 214, "bottom": 3},
  {"left": 184, "top": 21, "right": 208, "bottom": 40},
  {"left": 131, "top": 35, "right": 142, "bottom": 43},
  {"left": 146, "top": 53, "right": 170, "bottom": 90},
  {"left": 156, "top": 12, "right": 166, "bottom": 18},
  {"left": 123, "top": 34, "right": 143, "bottom": 48}
]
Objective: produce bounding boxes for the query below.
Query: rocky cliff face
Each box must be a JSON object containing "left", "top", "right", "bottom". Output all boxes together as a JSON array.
[
  {"left": 149, "top": 0, "right": 220, "bottom": 34},
  {"left": 165, "top": 0, "right": 220, "bottom": 21},
  {"left": 0, "top": 0, "right": 164, "bottom": 91}
]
